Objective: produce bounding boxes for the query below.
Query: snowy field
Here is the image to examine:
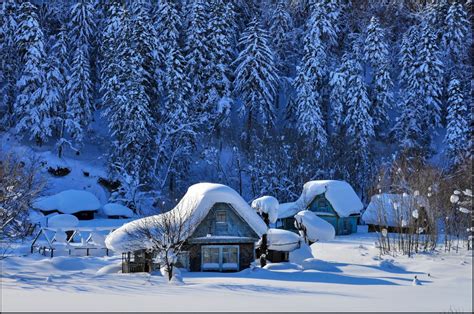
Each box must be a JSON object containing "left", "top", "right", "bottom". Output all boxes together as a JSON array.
[{"left": 1, "top": 233, "right": 472, "bottom": 312}]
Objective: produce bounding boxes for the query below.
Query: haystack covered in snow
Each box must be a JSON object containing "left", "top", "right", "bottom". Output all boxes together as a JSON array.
[
  {"left": 33, "top": 190, "right": 101, "bottom": 220},
  {"left": 277, "top": 180, "right": 363, "bottom": 235},
  {"left": 106, "top": 183, "right": 268, "bottom": 273},
  {"left": 362, "top": 193, "right": 430, "bottom": 231},
  {"left": 294, "top": 210, "right": 335, "bottom": 243}
]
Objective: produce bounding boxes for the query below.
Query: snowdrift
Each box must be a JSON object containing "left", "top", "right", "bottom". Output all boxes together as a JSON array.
[
  {"left": 294, "top": 210, "right": 335, "bottom": 242},
  {"left": 33, "top": 190, "right": 101, "bottom": 214},
  {"left": 278, "top": 180, "right": 363, "bottom": 219},
  {"left": 106, "top": 183, "right": 268, "bottom": 252}
]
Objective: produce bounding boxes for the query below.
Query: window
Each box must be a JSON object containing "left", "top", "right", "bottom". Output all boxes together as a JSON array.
[
  {"left": 215, "top": 210, "right": 227, "bottom": 224},
  {"left": 202, "top": 245, "right": 239, "bottom": 271}
]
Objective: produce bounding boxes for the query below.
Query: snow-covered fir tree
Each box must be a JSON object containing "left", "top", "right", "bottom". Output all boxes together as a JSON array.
[
  {"left": 233, "top": 17, "right": 279, "bottom": 148},
  {"left": 184, "top": 0, "right": 210, "bottom": 101},
  {"left": 269, "top": 0, "right": 293, "bottom": 75},
  {"left": 13, "top": 2, "right": 52, "bottom": 145},
  {"left": 364, "top": 16, "right": 393, "bottom": 135},
  {"left": 293, "top": 1, "right": 333, "bottom": 154},
  {"left": 202, "top": 0, "right": 235, "bottom": 127},
  {"left": 67, "top": 0, "right": 96, "bottom": 143},
  {"left": 343, "top": 58, "right": 374, "bottom": 192},
  {"left": 161, "top": 46, "right": 197, "bottom": 193},
  {"left": 129, "top": 0, "right": 157, "bottom": 101},
  {"left": 100, "top": 2, "right": 128, "bottom": 111},
  {"left": 0, "top": 1, "right": 20, "bottom": 126},
  {"left": 445, "top": 79, "right": 470, "bottom": 166},
  {"left": 443, "top": 2, "right": 470, "bottom": 63},
  {"left": 415, "top": 20, "right": 444, "bottom": 129},
  {"left": 153, "top": 0, "right": 180, "bottom": 90},
  {"left": 105, "top": 23, "right": 156, "bottom": 185}
]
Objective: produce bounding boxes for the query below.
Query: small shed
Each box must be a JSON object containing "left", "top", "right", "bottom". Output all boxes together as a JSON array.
[
  {"left": 103, "top": 203, "right": 134, "bottom": 219},
  {"left": 33, "top": 190, "right": 101, "bottom": 220},
  {"left": 362, "top": 193, "right": 430, "bottom": 233},
  {"left": 106, "top": 183, "right": 268, "bottom": 273},
  {"left": 277, "top": 180, "right": 363, "bottom": 235}
]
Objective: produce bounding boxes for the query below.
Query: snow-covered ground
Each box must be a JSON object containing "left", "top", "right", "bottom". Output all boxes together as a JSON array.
[{"left": 1, "top": 233, "right": 472, "bottom": 312}]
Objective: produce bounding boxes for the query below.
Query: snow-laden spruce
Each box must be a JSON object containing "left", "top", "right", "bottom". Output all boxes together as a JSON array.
[{"left": 105, "top": 183, "right": 268, "bottom": 252}]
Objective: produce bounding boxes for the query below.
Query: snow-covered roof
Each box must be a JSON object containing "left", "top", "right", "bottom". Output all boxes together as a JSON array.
[
  {"left": 267, "top": 228, "right": 301, "bottom": 252},
  {"left": 103, "top": 203, "right": 134, "bottom": 218},
  {"left": 33, "top": 190, "right": 101, "bottom": 214},
  {"left": 277, "top": 180, "right": 363, "bottom": 219},
  {"left": 294, "top": 210, "right": 335, "bottom": 242},
  {"left": 106, "top": 183, "right": 268, "bottom": 252},
  {"left": 251, "top": 196, "right": 279, "bottom": 224},
  {"left": 362, "top": 193, "right": 428, "bottom": 228},
  {"left": 47, "top": 214, "right": 79, "bottom": 229}
]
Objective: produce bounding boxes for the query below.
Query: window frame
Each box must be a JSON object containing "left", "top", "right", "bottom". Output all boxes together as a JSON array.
[
  {"left": 215, "top": 210, "right": 227, "bottom": 224},
  {"left": 201, "top": 245, "right": 240, "bottom": 271}
]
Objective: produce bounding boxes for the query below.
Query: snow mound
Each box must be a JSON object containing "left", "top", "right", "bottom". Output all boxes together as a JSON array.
[
  {"left": 96, "top": 262, "right": 122, "bottom": 276},
  {"left": 103, "top": 203, "right": 134, "bottom": 218},
  {"left": 289, "top": 243, "right": 313, "bottom": 265},
  {"left": 278, "top": 180, "right": 363, "bottom": 219},
  {"left": 263, "top": 262, "right": 303, "bottom": 271},
  {"left": 294, "top": 210, "right": 335, "bottom": 242},
  {"left": 251, "top": 196, "right": 279, "bottom": 224},
  {"left": 47, "top": 214, "right": 79, "bottom": 229},
  {"left": 362, "top": 193, "right": 428, "bottom": 227},
  {"left": 267, "top": 228, "right": 301, "bottom": 252},
  {"left": 106, "top": 183, "right": 268, "bottom": 252},
  {"left": 33, "top": 190, "right": 101, "bottom": 214}
]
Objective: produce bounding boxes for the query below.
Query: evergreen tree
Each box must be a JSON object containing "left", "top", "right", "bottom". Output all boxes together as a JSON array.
[
  {"left": 443, "top": 2, "right": 470, "bottom": 63},
  {"left": 233, "top": 18, "right": 279, "bottom": 147},
  {"left": 129, "top": 0, "right": 156, "bottom": 100},
  {"left": 105, "top": 23, "right": 156, "bottom": 184},
  {"left": 67, "top": 0, "right": 96, "bottom": 143},
  {"left": 0, "top": 1, "right": 20, "bottom": 126},
  {"left": 364, "top": 16, "right": 393, "bottom": 133},
  {"left": 13, "top": 2, "right": 51, "bottom": 145},
  {"left": 153, "top": 0, "right": 180, "bottom": 89},
  {"left": 202, "top": 0, "right": 235, "bottom": 123},
  {"left": 100, "top": 2, "right": 128, "bottom": 111},
  {"left": 445, "top": 79, "right": 470, "bottom": 166},
  {"left": 162, "top": 46, "right": 196, "bottom": 193},
  {"left": 269, "top": 0, "right": 293, "bottom": 75},
  {"left": 343, "top": 58, "right": 374, "bottom": 192},
  {"left": 415, "top": 22, "right": 444, "bottom": 129},
  {"left": 66, "top": 45, "right": 93, "bottom": 143},
  {"left": 184, "top": 0, "right": 210, "bottom": 99}
]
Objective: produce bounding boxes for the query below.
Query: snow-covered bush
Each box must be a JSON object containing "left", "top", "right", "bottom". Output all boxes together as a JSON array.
[{"left": 0, "top": 152, "right": 44, "bottom": 257}]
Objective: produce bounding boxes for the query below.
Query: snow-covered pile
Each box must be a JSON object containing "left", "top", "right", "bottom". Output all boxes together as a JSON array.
[
  {"left": 289, "top": 243, "right": 313, "bottom": 265},
  {"left": 278, "top": 180, "right": 363, "bottom": 219},
  {"left": 106, "top": 183, "right": 268, "bottom": 252},
  {"left": 267, "top": 228, "right": 301, "bottom": 252},
  {"left": 103, "top": 203, "right": 134, "bottom": 218},
  {"left": 33, "top": 190, "right": 101, "bottom": 214},
  {"left": 294, "top": 210, "right": 335, "bottom": 242},
  {"left": 251, "top": 196, "right": 279, "bottom": 224},
  {"left": 47, "top": 214, "right": 79, "bottom": 229},
  {"left": 362, "top": 193, "right": 428, "bottom": 227}
]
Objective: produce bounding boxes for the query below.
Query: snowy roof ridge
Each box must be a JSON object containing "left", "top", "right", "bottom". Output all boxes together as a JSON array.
[
  {"left": 278, "top": 180, "right": 363, "bottom": 219},
  {"left": 106, "top": 183, "right": 268, "bottom": 252}
]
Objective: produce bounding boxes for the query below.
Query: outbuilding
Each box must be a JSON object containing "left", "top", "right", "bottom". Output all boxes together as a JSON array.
[{"left": 277, "top": 180, "right": 363, "bottom": 235}]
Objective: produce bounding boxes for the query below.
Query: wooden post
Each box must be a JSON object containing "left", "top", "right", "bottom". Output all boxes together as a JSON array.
[{"left": 260, "top": 234, "right": 268, "bottom": 268}]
